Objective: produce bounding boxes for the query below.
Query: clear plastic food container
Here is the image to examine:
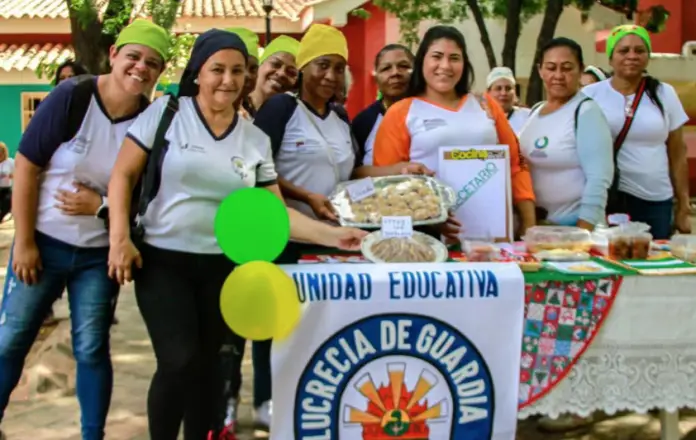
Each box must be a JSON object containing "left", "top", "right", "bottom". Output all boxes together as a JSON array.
[
  {"left": 523, "top": 226, "right": 592, "bottom": 253},
  {"left": 670, "top": 234, "right": 696, "bottom": 263},
  {"left": 463, "top": 240, "right": 499, "bottom": 262}
]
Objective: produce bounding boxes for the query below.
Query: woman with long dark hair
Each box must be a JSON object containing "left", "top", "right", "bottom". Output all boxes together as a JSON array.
[
  {"left": 54, "top": 60, "right": 88, "bottom": 85},
  {"left": 372, "top": 25, "right": 536, "bottom": 237}
]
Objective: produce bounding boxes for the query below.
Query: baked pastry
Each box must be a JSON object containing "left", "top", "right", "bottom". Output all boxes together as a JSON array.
[
  {"left": 347, "top": 179, "right": 443, "bottom": 224},
  {"left": 370, "top": 237, "right": 437, "bottom": 263}
]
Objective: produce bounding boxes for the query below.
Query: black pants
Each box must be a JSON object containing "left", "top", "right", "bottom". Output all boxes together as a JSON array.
[
  {"left": 135, "top": 244, "right": 234, "bottom": 440},
  {"left": 0, "top": 187, "right": 11, "bottom": 221}
]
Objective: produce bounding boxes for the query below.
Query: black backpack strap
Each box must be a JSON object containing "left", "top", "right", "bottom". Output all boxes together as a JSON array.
[
  {"left": 573, "top": 97, "right": 592, "bottom": 133},
  {"left": 64, "top": 74, "right": 97, "bottom": 143},
  {"left": 137, "top": 94, "right": 179, "bottom": 217}
]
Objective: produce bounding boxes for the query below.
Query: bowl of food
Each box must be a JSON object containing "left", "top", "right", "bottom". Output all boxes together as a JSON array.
[{"left": 361, "top": 231, "right": 448, "bottom": 263}]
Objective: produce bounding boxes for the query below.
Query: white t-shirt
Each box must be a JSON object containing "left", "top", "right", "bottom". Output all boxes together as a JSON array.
[
  {"left": 127, "top": 95, "right": 278, "bottom": 254},
  {"left": 0, "top": 158, "right": 15, "bottom": 188},
  {"left": 253, "top": 95, "right": 356, "bottom": 219},
  {"left": 18, "top": 77, "right": 148, "bottom": 247},
  {"left": 508, "top": 107, "right": 531, "bottom": 134},
  {"left": 583, "top": 79, "right": 689, "bottom": 201}
]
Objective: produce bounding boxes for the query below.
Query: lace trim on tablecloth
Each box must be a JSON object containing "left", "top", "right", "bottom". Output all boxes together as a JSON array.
[{"left": 518, "top": 343, "right": 696, "bottom": 419}]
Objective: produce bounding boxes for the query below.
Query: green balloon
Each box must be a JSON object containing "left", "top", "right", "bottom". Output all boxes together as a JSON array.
[{"left": 215, "top": 188, "right": 290, "bottom": 264}]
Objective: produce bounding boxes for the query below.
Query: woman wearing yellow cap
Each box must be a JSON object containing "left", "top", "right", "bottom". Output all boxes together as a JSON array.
[
  {"left": 0, "top": 19, "right": 170, "bottom": 440},
  {"left": 584, "top": 24, "right": 691, "bottom": 238}
]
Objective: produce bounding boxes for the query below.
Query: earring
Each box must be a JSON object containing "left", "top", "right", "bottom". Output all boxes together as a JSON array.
[{"left": 193, "top": 78, "right": 199, "bottom": 84}]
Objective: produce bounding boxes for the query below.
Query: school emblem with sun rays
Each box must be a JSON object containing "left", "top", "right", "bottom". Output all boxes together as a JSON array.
[
  {"left": 293, "top": 314, "right": 496, "bottom": 440},
  {"left": 343, "top": 363, "right": 448, "bottom": 439}
]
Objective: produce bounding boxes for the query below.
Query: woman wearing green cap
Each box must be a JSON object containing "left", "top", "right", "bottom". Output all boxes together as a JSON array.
[
  {"left": 248, "top": 36, "right": 300, "bottom": 115},
  {"left": 584, "top": 24, "right": 691, "bottom": 238},
  {"left": 0, "top": 18, "right": 170, "bottom": 440},
  {"left": 226, "top": 27, "right": 261, "bottom": 119}
]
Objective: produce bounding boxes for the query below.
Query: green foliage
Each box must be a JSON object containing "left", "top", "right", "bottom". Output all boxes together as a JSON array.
[
  {"left": 160, "top": 31, "right": 196, "bottom": 87},
  {"left": 350, "top": 8, "right": 372, "bottom": 20},
  {"left": 373, "top": 0, "right": 461, "bottom": 49}
]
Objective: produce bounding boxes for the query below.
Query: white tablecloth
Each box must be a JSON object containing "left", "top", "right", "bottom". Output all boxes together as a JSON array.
[{"left": 519, "top": 275, "right": 696, "bottom": 420}]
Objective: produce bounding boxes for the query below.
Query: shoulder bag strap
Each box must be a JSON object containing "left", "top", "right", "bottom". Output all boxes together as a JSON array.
[
  {"left": 613, "top": 77, "right": 647, "bottom": 153},
  {"left": 137, "top": 94, "right": 179, "bottom": 217}
]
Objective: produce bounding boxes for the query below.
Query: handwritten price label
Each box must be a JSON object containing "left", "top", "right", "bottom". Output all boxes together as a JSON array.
[
  {"left": 346, "top": 178, "right": 376, "bottom": 202},
  {"left": 381, "top": 216, "right": 413, "bottom": 238}
]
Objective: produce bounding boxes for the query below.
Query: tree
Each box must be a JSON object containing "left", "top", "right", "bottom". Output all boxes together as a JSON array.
[
  {"left": 524, "top": 0, "right": 670, "bottom": 105},
  {"left": 37, "top": 0, "right": 189, "bottom": 85}
]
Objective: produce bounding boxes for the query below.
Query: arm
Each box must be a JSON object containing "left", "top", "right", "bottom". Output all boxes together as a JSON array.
[
  {"left": 12, "top": 154, "right": 41, "bottom": 247},
  {"left": 108, "top": 138, "right": 148, "bottom": 243},
  {"left": 486, "top": 93, "right": 536, "bottom": 231},
  {"left": 265, "top": 183, "right": 364, "bottom": 248},
  {"left": 372, "top": 99, "right": 412, "bottom": 166},
  {"left": 575, "top": 100, "right": 614, "bottom": 229},
  {"left": 667, "top": 128, "right": 690, "bottom": 212}
]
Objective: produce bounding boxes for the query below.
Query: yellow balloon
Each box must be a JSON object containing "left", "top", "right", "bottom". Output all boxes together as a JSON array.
[{"left": 219, "top": 261, "right": 301, "bottom": 341}]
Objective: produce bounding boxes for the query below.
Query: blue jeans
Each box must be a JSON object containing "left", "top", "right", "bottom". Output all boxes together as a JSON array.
[
  {"left": 0, "top": 231, "right": 118, "bottom": 440},
  {"left": 621, "top": 192, "right": 674, "bottom": 240}
]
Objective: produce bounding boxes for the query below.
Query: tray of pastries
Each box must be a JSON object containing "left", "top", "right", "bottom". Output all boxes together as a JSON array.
[
  {"left": 329, "top": 175, "right": 455, "bottom": 228},
  {"left": 361, "top": 230, "right": 448, "bottom": 263}
]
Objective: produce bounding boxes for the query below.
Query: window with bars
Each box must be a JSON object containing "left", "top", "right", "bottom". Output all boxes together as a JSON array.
[{"left": 21, "top": 92, "right": 49, "bottom": 132}]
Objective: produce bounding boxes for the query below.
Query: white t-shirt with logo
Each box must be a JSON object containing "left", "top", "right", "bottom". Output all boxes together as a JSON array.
[
  {"left": 0, "top": 158, "right": 14, "bottom": 188},
  {"left": 583, "top": 79, "right": 689, "bottom": 201},
  {"left": 18, "top": 77, "right": 148, "bottom": 247},
  {"left": 127, "top": 95, "right": 278, "bottom": 254},
  {"left": 253, "top": 94, "right": 356, "bottom": 219},
  {"left": 519, "top": 93, "right": 613, "bottom": 225}
]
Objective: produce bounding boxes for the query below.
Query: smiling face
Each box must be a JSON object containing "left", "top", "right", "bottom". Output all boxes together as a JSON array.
[
  {"left": 109, "top": 44, "right": 164, "bottom": 96},
  {"left": 302, "top": 54, "right": 346, "bottom": 102},
  {"left": 610, "top": 34, "right": 649, "bottom": 80},
  {"left": 538, "top": 45, "right": 581, "bottom": 101},
  {"left": 257, "top": 52, "right": 298, "bottom": 96},
  {"left": 488, "top": 78, "right": 516, "bottom": 112},
  {"left": 375, "top": 48, "right": 412, "bottom": 101},
  {"left": 422, "top": 38, "right": 464, "bottom": 95},
  {"left": 197, "top": 48, "right": 247, "bottom": 110}
]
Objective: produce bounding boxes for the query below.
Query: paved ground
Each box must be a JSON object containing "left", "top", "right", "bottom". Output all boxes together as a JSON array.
[{"left": 1, "top": 219, "right": 696, "bottom": 439}]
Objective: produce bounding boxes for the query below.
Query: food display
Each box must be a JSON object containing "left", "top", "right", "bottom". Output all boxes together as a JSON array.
[
  {"left": 670, "top": 234, "right": 696, "bottom": 263},
  {"left": 607, "top": 223, "right": 653, "bottom": 260},
  {"left": 329, "top": 176, "right": 455, "bottom": 228},
  {"left": 463, "top": 240, "right": 499, "bottom": 262},
  {"left": 523, "top": 226, "right": 592, "bottom": 253},
  {"left": 361, "top": 231, "right": 448, "bottom": 263}
]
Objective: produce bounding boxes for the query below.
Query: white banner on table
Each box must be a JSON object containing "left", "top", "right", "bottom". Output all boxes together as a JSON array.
[
  {"left": 272, "top": 263, "right": 525, "bottom": 440},
  {"left": 437, "top": 145, "right": 513, "bottom": 242}
]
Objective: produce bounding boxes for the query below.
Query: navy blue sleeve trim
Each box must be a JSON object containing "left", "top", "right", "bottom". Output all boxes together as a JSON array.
[
  {"left": 254, "top": 94, "right": 298, "bottom": 156},
  {"left": 18, "top": 79, "right": 77, "bottom": 167},
  {"left": 255, "top": 179, "right": 278, "bottom": 187},
  {"left": 351, "top": 101, "right": 381, "bottom": 153},
  {"left": 126, "top": 133, "right": 150, "bottom": 154}
]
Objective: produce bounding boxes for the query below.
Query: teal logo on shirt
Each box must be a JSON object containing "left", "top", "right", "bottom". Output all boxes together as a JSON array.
[{"left": 531, "top": 136, "right": 549, "bottom": 158}]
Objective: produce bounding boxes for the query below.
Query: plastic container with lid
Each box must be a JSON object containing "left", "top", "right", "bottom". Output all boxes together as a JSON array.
[
  {"left": 523, "top": 226, "right": 592, "bottom": 253},
  {"left": 670, "top": 234, "right": 696, "bottom": 263},
  {"left": 463, "top": 240, "right": 499, "bottom": 262}
]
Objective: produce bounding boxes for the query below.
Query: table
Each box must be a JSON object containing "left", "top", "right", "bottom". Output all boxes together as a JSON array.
[
  {"left": 296, "top": 252, "right": 696, "bottom": 439},
  {"left": 518, "top": 275, "right": 696, "bottom": 440}
]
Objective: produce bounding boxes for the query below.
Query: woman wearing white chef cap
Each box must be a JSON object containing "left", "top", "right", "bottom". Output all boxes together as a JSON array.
[
  {"left": 581, "top": 65, "right": 608, "bottom": 86},
  {"left": 486, "top": 66, "right": 531, "bottom": 134}
]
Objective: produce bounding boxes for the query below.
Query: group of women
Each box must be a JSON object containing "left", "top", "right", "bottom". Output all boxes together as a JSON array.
[{"left": 0, "top": 15, "right": 690, "bottom": 440}]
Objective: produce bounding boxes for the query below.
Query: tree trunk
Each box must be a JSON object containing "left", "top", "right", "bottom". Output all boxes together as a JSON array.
[
  {"left": 465, "top": 0, "right": 497, "bottom": 69},
  {"left": 525, "top": 0, "right": 564, "bottom": 106},
  {"left": 501, "top": 0, "right": 524, "bottom": 73}
]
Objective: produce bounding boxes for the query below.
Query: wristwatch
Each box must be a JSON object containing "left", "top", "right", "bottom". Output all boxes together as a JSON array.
[{"left": 96, "top": 196, "right": 109, "bottom": 220}]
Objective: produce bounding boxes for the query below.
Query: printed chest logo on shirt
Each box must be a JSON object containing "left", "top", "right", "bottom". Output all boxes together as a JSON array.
[
  {"left": 230, "top": 156, "right": 248, "bottom": 180},
  {"left": 294, "top": 313, "right": 495, "bottom": 440},
  {"left": 531, "top": 136, "right": 549, "bottom": 158}
]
